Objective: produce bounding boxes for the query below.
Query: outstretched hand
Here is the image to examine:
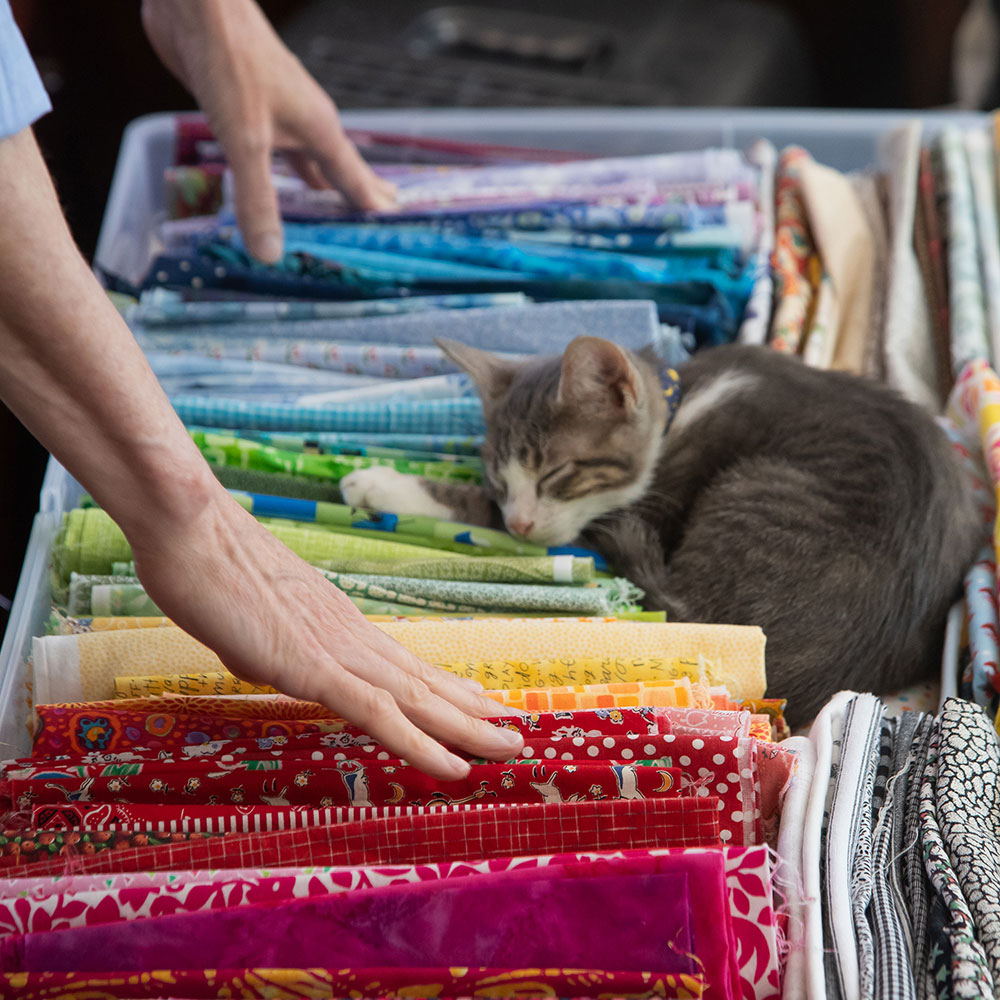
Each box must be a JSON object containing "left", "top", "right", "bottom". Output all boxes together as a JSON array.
[
  {"left": 141, "top": 0, "right": 395, "bottom": 262},
  {"left": 130, "top": 487, "right": 525, "bottom": 780},
  {"left": 0, "top": 127, "right": 520, "bottom": 781}
]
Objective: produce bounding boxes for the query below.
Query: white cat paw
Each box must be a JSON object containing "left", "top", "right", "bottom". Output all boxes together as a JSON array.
[{"left": 340, "top": 467, "right": 453, "bottom": 519}]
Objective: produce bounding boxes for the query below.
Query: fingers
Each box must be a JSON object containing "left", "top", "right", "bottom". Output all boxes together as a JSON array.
[
  {"left": 284, "top": 150, "right": 331, "bottom": 191},
  {"left": 375, "top": 176, "right": 398, "bottom": 203},
  {"left": 338, "top": 637, "right": 525, "bottom": 763},
  {"left": 227, "top": 130, "right": 285, "bottom": 264},
  {"left": 315, "top": 666, "right": 474, "bottom": 780},
  {"left": 310, "top": 108, "right": 396, "bottom": 213},
  {"left": 360, "top": 626, "right": 522, "bottom": 727}
]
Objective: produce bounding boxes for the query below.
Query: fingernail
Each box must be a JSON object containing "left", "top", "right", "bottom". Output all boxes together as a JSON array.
[
  {"left": 489, "top": 707, "right": 528, "bottom": 719},
  {"left": 371, "top": 189, "right": 396, "bottom": 211},
  {"left": 253, "top": 232, "right": 283, "bottom": 264},
  {"left": 496, "top": 727, "right": 524, "bottom": 748},
  {"left": 441, "top": 755, "right": 471, "bottom": 780}
]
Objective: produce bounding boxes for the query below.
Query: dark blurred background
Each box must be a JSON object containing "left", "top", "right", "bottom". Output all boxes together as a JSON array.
[{"left": 0, "top": 0, "right": 985, "bottom": 633}]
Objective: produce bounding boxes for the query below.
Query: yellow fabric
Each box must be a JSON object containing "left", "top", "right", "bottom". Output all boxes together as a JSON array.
[
  {"left": 483, "top": 677, "right": 703, "bottom": 710},
  {"left": 33, "top": 618, "right": 766, "bottom": 705},
  {"left": 114, "top": 672, "right": 275, "bottom": 698},
  {"left": 32, "top": 627, "right": 222, "bottom": 704},
  {"left": 441, "top": 656, "right": 707, "bottom": 693},
  {"left": 378, "top": 619, "right": 767, "bottom": 700},
  {"left": 47, "top": 695, "right": 337, "bottom": 720},
  {"left": 0, "top": 968, "right": 705, "bottom": 1000},
  {"left": 364, "top": 614, "right": 625, "bottom": 622},
  {"left": 947, "top": 360, "right": 1000, "bottom": 571},
  {"left": 74, "top": 616, "right": 172, "bottom": 631}
]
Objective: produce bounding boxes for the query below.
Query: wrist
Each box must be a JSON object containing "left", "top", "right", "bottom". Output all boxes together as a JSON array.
[{"left": 109, "top": 445, "right": 228, "bottom": 550}]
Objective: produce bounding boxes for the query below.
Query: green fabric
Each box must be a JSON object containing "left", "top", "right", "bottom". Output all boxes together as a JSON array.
[
  {"left": 113, "top": 553, "right": 593, "bottom": 585},
  {"left": 64, "top": 573, "right": 141, "bottom": 615},
  {"left": 252, "top": 508, "right": 548, "bottom": 558},
  {"left": 312, "top": 554, "right": 594, "bottom": 584},
  {"left": 264, "top": 520, "right": 467, "bottom": 567},
  {"left": 53, "top": 510, "right": 132, "bottom": 583},
  {"left": 65, "top": 573, "right": 162, "bottom": 617},
  {"left": 348, "top": 596, "right": 463, "bottom": 616},
  {"left": 191, "top": 430, "right": 482, "bottom": 484},
  {"left": 208, "top": 428, "right": 485, "bottom": 468},
  {"left": 92, "top": 583, "right": 162, "bottom": 617},
  {"left": 54, "top": 508, "right": 472, "bottom": 583},
  {"left": 211, "top": 463, "right": 344, "bottom": 503},
  {"left": 318, "top": 570, "right": 643, "bottom": 615},
  {"left": 54, "top": 508, "right": 652, "bottom": 619}
]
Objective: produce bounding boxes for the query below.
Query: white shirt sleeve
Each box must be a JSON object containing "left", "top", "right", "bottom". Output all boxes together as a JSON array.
[{"left": 0, "top": 0, "right": 51, "bottom": 140}]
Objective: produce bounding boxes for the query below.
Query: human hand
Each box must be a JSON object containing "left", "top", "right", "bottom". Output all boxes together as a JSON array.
[
  {"left": 128, "top": 486, "right": 523, "bottom": 779},
  {"left": 0, "top": 128, "right": 508, "bottom": 780},
  {"left": 141, "top": 0, "right": 395, "bottom": 263}
]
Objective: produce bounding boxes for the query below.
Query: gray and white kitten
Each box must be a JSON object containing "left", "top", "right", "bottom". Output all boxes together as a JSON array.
[{"left": 341, "top": 336, "right": 982, "bottom": 724}]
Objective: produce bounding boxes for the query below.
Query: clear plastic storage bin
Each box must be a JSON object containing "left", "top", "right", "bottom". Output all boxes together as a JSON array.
[{"left": 0, "top": 106, "right": 984, "bottom": 757}]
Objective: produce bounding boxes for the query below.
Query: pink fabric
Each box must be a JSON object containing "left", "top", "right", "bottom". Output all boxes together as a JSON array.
[
  {"left": 2, "top": 855, "right": 742, "bottom": 998},
  {"left": 0, "top": 847, "right": 780, "bottom": 1000}
]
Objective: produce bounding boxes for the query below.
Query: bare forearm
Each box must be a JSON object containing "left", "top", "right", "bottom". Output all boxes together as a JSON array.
[
  {"left": 0, "top": 127, "right": 523, "bottom": 777},
  {"left": 0, "top": 128, "right": 220, "bottom": 541}
]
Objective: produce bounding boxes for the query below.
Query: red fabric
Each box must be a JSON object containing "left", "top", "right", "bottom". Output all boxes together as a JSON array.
[
  {"left": 5, "top": 759, "right": 681, "bottom": 809},
  {"left": 31, "top": 802, "right": 477, "bottom": 833},
  {"left": 31, "top": 705, "right": 667, "bottom": 756},
  {"left": 1, "top": 798, "right": 722, "bottom": 877},
  {"left": 32, "top": 701, "right": 341, "bottom": 756}
]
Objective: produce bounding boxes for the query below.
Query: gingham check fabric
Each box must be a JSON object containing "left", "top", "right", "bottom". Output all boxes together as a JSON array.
[
  {"left": 3, "top": 798, "right": 722, "bottom": 877},
  {"left": 170, "top": 396, "right": 486, "bottom": 435}
]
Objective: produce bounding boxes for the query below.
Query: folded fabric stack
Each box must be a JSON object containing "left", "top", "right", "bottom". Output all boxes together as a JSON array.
[
  {"left": 0, "top": 659, "right": 795, "bottom": 999},
  {"left": 0, "top": 122, "right": 810, "bottom": 1000},
  {"left": 17, "top": 112, "right": 1000, "bottom": 999},
  {"left": 792, "top": 693, "right": 1000, "bottom": 1000}
]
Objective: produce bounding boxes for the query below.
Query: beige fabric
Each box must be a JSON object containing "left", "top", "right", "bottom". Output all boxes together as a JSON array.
[
  {"left": 798, "top": 158, "right": 876, "bottom": 374},
  {"left": 32, "top": 618, "right": 768, "bottom": 705}
]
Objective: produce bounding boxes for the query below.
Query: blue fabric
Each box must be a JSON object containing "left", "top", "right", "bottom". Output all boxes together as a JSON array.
[
  {"left": 141, "top": 300, "right": 661, "bottom": 354},
  {"left": 275, "top": 222, "right": 739, "bottom": 283},
  {"left": 171, "top": 395, "right": 486, "bottom": 435},
  {"left": 144, "top": 351, "right": 385, "bottom": 402},
  {"left": 127, "top": 292, "right": 528, "bottom": 327},
  {"left": 295, "top": 373, "right": 477, "bottom": 406},
  {"left": 347, "top": 201, "right": 738, "bottom": 233},
  {"left": 964, "top": 548, "right": 1000, "bottom": 714},
  {"left": 0, "top": 0, "right": 50, "bottom": 140},
  {"left": 135, "top": 247, "right": 747, "bottom": 345}
]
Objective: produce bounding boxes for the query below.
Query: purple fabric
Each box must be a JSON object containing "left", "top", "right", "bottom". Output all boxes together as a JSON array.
[{"left": 1, "top": 854, "right": 736, "bottom": 997}]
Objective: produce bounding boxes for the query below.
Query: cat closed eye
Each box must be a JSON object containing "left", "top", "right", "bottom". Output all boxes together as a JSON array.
[
  {"left": 487, "top": 479, "right": 508, "bottom": 502},
  {"left": 536, "top": 461, "right": 574, "bottom": 491},
  {"left": 541, "top": 459, "right": 634, "bottom": 499}
]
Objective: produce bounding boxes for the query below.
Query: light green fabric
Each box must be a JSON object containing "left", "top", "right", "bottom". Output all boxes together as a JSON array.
[
  {"left": 55, "top": 507, "right": 468, "bottom": 583},
  {"left": 192, "top": 429, "right": 483, "bottom": 484},
  {"left": 64, "top": 573, "right": 143, "bottom": 615},
  {"left": 114, "top": 553, "right": 593, "bottom": 585},
  {"left": 319, "top": 569, "right": 643, "bottom": 615},
  {"left": 310, "top": 554, "right": 594, "bottom": 584}
]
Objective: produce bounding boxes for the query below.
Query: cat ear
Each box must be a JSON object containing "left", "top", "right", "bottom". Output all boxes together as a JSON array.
[
  {"left": 435, "top": 337, "right": 518, "bottom": 404},
  {"left": 557, "top": 337, "right": 639, "bottom": 417}
]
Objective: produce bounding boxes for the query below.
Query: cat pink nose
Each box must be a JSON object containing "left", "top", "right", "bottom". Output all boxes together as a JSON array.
[{"left": 508, "top": 517, "right": 535, "bottom": 537}]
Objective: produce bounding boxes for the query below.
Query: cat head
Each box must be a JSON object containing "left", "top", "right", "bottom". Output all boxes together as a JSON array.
[{"left": 438, "top": 335, "right": 668, "bottom": 546}]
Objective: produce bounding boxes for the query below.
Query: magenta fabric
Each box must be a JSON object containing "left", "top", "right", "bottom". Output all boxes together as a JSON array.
[{"left": 0, "top": 854, "right": 737, "bottom": 999}]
